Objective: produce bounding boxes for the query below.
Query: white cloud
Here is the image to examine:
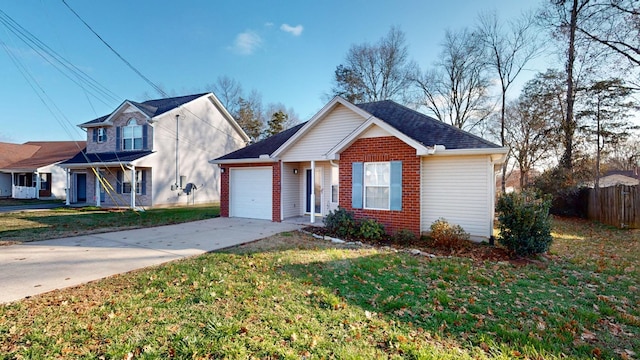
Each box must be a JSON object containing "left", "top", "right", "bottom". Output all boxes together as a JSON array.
[
  {"left": 264, "top": 22, "right": 274, "bottom": 27},
  {"left": 280, "top": 24, "right": 303, "bottom": 36},
  {"left": 231, "top": 31, "right": 262, "bottom": 55}
]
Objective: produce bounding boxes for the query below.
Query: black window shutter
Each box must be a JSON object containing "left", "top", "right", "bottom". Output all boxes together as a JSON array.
[
  {"left": 116, "top": 170, "right": 122, "bottom": 194},
  {"left": 141, "top": 170, "right": 147, "bottom": 195},
  {"left": 92, "top": 129, "right": 97, "bottom": 142},
  {"left": 142, "top": 124, "right": 148, "bottom": 149},
  {"left": 116, "top": 127, "right": 121, "bottom": 151}
]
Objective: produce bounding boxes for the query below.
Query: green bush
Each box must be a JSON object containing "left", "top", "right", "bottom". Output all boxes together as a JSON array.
[
  {"left": 496, "top": 191, "right": 553, "bottom": 257},
  {"left": 357, "top": 218, "right": 386, "bottom": 241},
  {"left": 429, "top": 218, "right": 470, "bottom": 248},
  {"left": 323, "top": 207, "right": 357, "bottom": 238}
]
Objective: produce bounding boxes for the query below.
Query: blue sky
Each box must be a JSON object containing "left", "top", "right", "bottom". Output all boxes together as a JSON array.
[{"left": 0, "top": 0, "right": 550, "bottom": 143}]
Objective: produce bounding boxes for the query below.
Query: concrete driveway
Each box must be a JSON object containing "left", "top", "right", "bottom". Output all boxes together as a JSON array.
[{"left": 0, "top": 217, "right": 302, "bottom": 304}]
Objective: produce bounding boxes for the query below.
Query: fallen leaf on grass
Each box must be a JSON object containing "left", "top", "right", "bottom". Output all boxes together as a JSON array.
[{"left": 581, "top": 330, "right": 597, "bottom": 342}]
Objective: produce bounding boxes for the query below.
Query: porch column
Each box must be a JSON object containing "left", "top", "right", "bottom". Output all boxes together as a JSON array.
[
  {"left": 35, "top": 172, "right": 40, "bottom": 199},
  {"left": 65, "top": 169, "right": 70, "bottom": 206},
  {"left": 310, "top": 160, "right": 315, "bottom": 224},
  {"left": 130, "top": 166, "right": 136, "bottom": 209},
  {"left": 95, "top": 168, "right": 101, "bottom": 207},
  {"left": 10, "top": 172, "right": 15, "bottom": 198}
]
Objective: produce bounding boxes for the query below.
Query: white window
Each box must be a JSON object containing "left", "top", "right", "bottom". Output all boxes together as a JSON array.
[
  {"left": 97, "top": 128, "right": 106, "bottom": 142},
  {"left": 123, "top": 170, "right": 142, "bottom": 194},
  {"left": 123, "top": 119, "right": 143, "bottom": 150},
  {"left": 331, "top": 166, "right": 339, "bottom": 203},
  {"left": 364, "top": 162, "right": 390, "bottom": 210}
]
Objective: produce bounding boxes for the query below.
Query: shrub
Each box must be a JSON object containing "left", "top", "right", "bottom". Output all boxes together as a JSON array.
[
  {"left": 429, "top": 218, "right": 470, "bottom": 248},
  {"left": 357, "top": 218, "right": 386, "bottom": 241},
  {"left": 390, "top": 229, "right": 417, "bottom": 244},
  {"left": 496, "top": 191, "right": 553, "bottom": 257},
  {"left": 323, "top": 207, "right": 357, "bottom": 238}
]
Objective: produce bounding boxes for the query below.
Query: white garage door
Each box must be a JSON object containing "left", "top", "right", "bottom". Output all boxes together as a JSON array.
[{"left": 230, "top": 167, "right": 273, "bottom": 220}]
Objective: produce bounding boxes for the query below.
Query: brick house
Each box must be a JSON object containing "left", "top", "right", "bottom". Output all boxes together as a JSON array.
[
  {"left": 211, "top": 97, "right": 507, "bottom": 240},
  {"left": 61, "top": 93, "right": 249, "bottom": 208}
]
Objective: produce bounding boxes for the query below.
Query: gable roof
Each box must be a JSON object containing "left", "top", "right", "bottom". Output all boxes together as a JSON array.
[
  {"left": 81, "top": 93, "right": 210, "bottom": 126},
  {"left": 0, "top": 141, "right": 86, "bottom": 171},
  {"left": 212, "top": 98, "right": 504, "bottom": 163},
  {"left": 355, "top": 101, "right": 501, "bottom": 150},
  {"left": 213, "top": 122, "right": 307, "bottom": 162}
]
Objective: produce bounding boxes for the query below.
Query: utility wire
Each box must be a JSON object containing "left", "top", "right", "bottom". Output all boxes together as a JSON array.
[{"left": 61, "top": 0, "right": 168, "bottom": 98}]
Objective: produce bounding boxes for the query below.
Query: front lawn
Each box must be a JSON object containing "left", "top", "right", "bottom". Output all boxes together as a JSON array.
[
  {"left": 0, "top": 217, "right": 638, "bottom": 359},
  {"left": 0, "top": 205, "right": 220, "bottom": 243}
]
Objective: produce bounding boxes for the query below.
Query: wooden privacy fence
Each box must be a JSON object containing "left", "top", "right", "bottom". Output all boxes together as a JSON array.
[{"left": 588, "top": 185, "right": 640, "bottom": 228}]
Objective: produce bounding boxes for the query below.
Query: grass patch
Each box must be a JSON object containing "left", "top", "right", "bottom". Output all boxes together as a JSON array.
[
  {"left": 0, "top": 205, "right": 220, "bottom": 243},
  {"left": 0, "top": 198, "right": 63, "bottom": 206},
  {"left": 1, "top": 217, "right": 638, "bottom": 359}
]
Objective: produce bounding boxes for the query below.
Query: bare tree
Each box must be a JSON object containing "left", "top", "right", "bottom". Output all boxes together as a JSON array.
[
  {"left": 477, "top": 11, "right": 542, "bottom": 192},
  {"left": 577, "top": 78, "right": 637, "bottom": 188},
  {"left": 331, "top": 26, "right": 418, "bottom": 104},
  {"left": 208, "top": 76, "right": 244, "bottom": 118},
  {"left": 415, "top": 28, "right": 493, "bottom": 130}
]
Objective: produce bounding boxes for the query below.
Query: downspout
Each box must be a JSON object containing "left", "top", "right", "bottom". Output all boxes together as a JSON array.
[
  {"left": 310, "top": 160, "right": 315, "bottom": 224},
  {"left": 175, "top": 114, "right": 180, "bottom": 190}
]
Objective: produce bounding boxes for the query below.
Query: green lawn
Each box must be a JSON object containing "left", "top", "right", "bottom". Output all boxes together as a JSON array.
[
  {"left": 0, "top": 217, "right": 638, "bottom": 359},
  {"left": 0, "top": 205, "right": 220, "bottom": 243},
  {"left": 0, "top": 198, "right": 63, "bottom": 206}
]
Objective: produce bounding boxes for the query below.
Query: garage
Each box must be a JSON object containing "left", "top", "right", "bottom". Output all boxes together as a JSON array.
[{"left": 229, "top": 167, "right": 273, "bottom": 220}]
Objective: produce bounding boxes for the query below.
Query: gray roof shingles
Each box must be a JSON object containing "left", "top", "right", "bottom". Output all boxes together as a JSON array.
[
  {"left": 81, "top": 93, "right": 209, "bottom": 126},
  {"left": 214, "top": 99, "right": 501, "bottom": 161},
  {"left": 61, "top": 150, "right": 153, "bottom": 165}
]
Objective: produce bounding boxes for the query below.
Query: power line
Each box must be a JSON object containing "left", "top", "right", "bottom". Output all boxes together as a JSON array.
[{"left": 61, "top": 0, "right": 168, "bottom": 98}]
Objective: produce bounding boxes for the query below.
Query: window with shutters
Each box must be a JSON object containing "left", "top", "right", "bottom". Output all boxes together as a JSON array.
[
  {"left": 123, "top": 119, "right": 143, "bottom": 150},
  {"left": 122, "top": 170, "right": 143, "bottom": 194},
  {"left": 97, "top": 128, "right": 106, "bottom": 142},
  {"left": 364, "top": 162, "right": 390, "bottom": 210}
]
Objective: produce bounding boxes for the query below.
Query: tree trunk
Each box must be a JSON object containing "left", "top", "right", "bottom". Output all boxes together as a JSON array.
[{"left": 561, "top": 0, "right": 580, "bottom": 171}]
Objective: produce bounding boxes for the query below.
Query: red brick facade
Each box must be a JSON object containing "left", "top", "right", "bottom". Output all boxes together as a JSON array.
[
  {"left": 219, "top": 162, "right": 282, "bottom": 222},
  {"left": 339, "top": 136, "right": 421, "bottom": 236}
]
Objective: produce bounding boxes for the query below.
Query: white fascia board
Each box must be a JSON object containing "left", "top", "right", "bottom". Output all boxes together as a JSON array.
[
  {"left": 325, "top": 117, "right": 430, "bottom": 158},
  {"left": 206, "top": 93, "right": 251, "bottom": 143},
  {"left": 208, "top": 157, "right": 277, "bottom": 165},
  {"left": 271, "top": 96, "right": 375, "bottom": 158},
  {"left": 427, "top": 147, "right": 509, "bottom": 158}
]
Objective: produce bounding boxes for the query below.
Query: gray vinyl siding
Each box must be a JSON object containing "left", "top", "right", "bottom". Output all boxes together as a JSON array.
[{"left": 282, "top": 162, "right": 301, "bottom": 219}]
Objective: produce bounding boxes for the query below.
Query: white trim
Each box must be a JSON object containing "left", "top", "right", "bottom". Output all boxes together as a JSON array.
[
  {"left": 326, "top": 118, "right": 429, "bottom": 158},
  {"left": 429, "top": 147, "right": 509, "bottom": 157},
  {"left": 271, "top": 97, "right": 375, "bottom": 158},
  {"left": 209, "top": 157, "right": 276, "bottom": 165},
  {"left": 363, "top": 162, "right": 391, "bottom": 211}
]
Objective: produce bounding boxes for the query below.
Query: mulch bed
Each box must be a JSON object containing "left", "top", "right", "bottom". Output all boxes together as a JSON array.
[{"left": 302, "top": 226, "right": 539, "bottom": 266}]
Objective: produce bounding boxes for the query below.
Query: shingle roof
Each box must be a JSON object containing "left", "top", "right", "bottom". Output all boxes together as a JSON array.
[
  {"left": 215, "top": 122, "right": 307, "bottom": 160},
  {"left": 356, "top": 100, "right": 500, "bottom": 150},
  {"left": 0, "top": 142, "right": 40, "bottom": 168},
  {"left": 81, "top": 93, "right": 209, "bottom": 126},
  {"left": 213, "top": 99, "right": 501, "bottom": 161},
  {"left": 1, "top": 141, "right": 86, "bottom": 171},
  {"left": 61, "top": 150, "right": 153, "bottom": 165}
]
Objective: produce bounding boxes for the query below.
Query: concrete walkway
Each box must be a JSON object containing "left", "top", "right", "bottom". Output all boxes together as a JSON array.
[
  {"left": 0, "top": 217, "right": 302, "bottom": 304},
  {"left": 0, "top": 203, "right": 64, "bottom": 213}
]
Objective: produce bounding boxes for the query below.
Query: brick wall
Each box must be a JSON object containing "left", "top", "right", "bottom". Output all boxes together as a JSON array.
[
  {"left": 86, "top": 112, "right": 153, "bottom": 154},
  {"left": 340, "top": 136, "right": 421, "bottom": 235},
  {"left": 219, "top": 162, "right": 281, "bottom": 221}
]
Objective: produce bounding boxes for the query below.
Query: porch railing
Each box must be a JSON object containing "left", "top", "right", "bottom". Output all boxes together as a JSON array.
[{"left": 12, "top": 186, "right": 37, "bottom": 199}]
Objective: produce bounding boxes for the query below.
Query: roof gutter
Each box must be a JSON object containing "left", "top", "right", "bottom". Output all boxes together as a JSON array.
[
  {"left": 425, "top": 147, "right": 509, "bottom": 157},
  {"left": 209, "top": 155, "right": 277, "bottom": 165}
]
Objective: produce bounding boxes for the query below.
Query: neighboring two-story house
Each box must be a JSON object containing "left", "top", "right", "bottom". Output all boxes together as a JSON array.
[{"left": 61, "top": 93, "right": 249, "bottom": 208}]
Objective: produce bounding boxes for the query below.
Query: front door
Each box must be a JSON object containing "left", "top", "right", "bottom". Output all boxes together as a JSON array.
[
  {"left": 305, "top": 168, "right": 323, "bottom": 215},
  {"left": 76, "top": 173, "right": 87, "bottom": 202}
]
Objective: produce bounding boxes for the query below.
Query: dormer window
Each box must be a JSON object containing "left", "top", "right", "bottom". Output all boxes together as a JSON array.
[{"left": 123, "top": 118, "right": 143, "bottom": 150}]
